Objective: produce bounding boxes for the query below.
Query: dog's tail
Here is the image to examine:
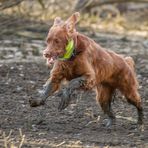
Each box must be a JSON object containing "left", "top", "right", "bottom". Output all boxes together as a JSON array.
[
  {"left": 125, "top": 56, "right": 139, "bottom": 88},
  {"left": 125, "top": 56, "right": 135, "bottom": 70}
]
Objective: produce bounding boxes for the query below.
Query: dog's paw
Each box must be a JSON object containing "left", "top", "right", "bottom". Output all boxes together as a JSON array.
[
  {"left": 58, "top": 89, "right": 71, "bottom": 111},
  {"left": 58, "top": 98, "right": 67, "bottom": 111},
  {"left": 29, "top": 97, "right": 45, "bottom": 107},
  {"left": 58, "top": 97, "right": 70, "bottom": 111}
]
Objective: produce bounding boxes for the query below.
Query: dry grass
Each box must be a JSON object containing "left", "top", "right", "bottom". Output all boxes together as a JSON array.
[{"left": 0, "top": 129, "right": 25, "bottom": 148}]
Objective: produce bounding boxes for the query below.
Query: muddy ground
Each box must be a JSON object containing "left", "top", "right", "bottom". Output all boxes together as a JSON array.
[{"left": 0, "top": 32, "right": 148, "bottom": 147}]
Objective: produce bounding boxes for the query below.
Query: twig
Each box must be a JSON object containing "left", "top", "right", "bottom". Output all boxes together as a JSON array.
[
  {"left": 18, "top": 128, "right": 25, "bottom": 148},
  {"left": 3, "top": 132, "right": 8, "bottom": 148},
  {"left": 55, "top": 141, "right": 66, "bottom": 147}
]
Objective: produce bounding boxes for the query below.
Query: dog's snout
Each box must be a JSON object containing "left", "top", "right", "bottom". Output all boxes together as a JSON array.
[
  {"left": 43, "top": 53, "right": 50, "bottom": 58},
  {"left": 43, "top": 49, "right": 50, "bottom": 58}
]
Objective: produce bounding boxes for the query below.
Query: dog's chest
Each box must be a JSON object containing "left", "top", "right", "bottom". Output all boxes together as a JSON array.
[{"left": 62, "top": 62, "right": 84, "bottom": 81}]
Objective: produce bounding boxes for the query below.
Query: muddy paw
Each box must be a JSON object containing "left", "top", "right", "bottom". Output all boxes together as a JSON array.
[
  {"left": 58, "top": 97, "right": 70, "bottom": 111},
  {"left": 103, "top": 117, "right": 116, "bottom": 128},
  {"left": 58, "top": 90, "right": 71, "bottom": 111},
  {"left": 29, "top": 97, "right": 45, "bottom": 107}
]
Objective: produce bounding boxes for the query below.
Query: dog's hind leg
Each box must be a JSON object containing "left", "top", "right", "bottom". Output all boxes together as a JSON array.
[
  {"left": 119, "top": 68, "right": 143, "bottom": 126},
  {"left": 96, "top": 84, "right": 115, "bottom": 127},
  {"left": 120, "top": 87, "right": 143, "bottom": 125}
]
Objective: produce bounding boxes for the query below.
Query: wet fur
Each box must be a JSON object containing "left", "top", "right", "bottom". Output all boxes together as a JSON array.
[{"left": 30, "top": 13, "right": 143, "bottom": 126}]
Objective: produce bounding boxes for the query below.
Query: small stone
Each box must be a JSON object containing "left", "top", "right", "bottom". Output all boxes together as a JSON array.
[
  {"left": 16, "top": 86, "right": 23, "bottom": 91},
  {"left": 19, "top": 73, "right": 24, "bottom": 77}
]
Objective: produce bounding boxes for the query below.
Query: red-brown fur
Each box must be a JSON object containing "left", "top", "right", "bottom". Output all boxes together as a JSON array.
[{"left": 43, "top": 12, "right": 143, "bottom": 125}]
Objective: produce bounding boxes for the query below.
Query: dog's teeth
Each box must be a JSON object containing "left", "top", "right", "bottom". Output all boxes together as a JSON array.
[{"left": 47, "top": 58, "right": 54, "bottom": 65}]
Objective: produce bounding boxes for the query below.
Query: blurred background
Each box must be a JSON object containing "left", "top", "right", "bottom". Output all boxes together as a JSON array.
[{"left": 0, "top": 0, "right": 148, "bottom": 61}]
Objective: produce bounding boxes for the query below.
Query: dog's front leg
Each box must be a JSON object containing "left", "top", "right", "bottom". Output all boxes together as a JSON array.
[
  {"left": 58, "top": 77, "right": 85, "bottom": 110},
  {"left": 29, "top": 79, "right": 61, "bottom": 107},
  {"left": 58, "top": 74, "right": 96, "bottom": 110},
  {"left": 29, "top": 67, "right": 64, "bottom": 107}
]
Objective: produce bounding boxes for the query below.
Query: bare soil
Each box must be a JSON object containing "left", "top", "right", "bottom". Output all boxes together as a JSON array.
[{"left": 0, "top": 34, "right": 148, "bottom": 147}]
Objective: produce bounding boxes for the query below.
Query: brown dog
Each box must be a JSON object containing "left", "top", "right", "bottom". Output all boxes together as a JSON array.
[{"left": 29, "top": 12, "right": 143, "bottom": 127}]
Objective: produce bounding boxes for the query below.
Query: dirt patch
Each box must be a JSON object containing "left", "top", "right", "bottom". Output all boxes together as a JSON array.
[{"left": 0, "top": 36, "right": 148, "bottom": 147}]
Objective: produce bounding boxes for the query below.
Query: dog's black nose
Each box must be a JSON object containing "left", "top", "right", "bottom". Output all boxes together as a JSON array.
[{"left": 43, "top": 53, "right": 50, "bottom": 58}]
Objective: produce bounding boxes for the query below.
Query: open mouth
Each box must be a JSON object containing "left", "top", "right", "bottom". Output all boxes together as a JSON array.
[
  {"left": 46, "top": 56, "right": 57, "bottom": 65},
  {"left": 44, "top": 51, "right": 65, "bottom": 66}
]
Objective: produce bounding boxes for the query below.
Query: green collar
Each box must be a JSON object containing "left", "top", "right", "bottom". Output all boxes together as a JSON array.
[{"left": 58, "top": 39, "right": 74, "bottom": 61}]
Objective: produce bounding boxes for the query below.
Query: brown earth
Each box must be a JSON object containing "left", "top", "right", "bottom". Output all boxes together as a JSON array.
[{"left": 0, "top": 33, "right": 148, "bottom": 147}]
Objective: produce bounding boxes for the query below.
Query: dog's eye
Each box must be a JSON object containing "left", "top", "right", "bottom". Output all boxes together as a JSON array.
[{"left": 54, "top": 39, "right": 60, "bottom": 44}]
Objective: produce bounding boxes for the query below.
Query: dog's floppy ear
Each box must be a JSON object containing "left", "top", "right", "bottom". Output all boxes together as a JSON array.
[
  {"left": 65, "top": 12, "right": 80, "bottom": 34},
  {"left": 53, "top": 17, "right": 62, "bottom": 26}
]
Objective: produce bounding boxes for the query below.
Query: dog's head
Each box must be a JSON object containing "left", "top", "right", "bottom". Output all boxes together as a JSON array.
[{"left": 43, "top": 12, "right": 80, "bottom": 65}]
